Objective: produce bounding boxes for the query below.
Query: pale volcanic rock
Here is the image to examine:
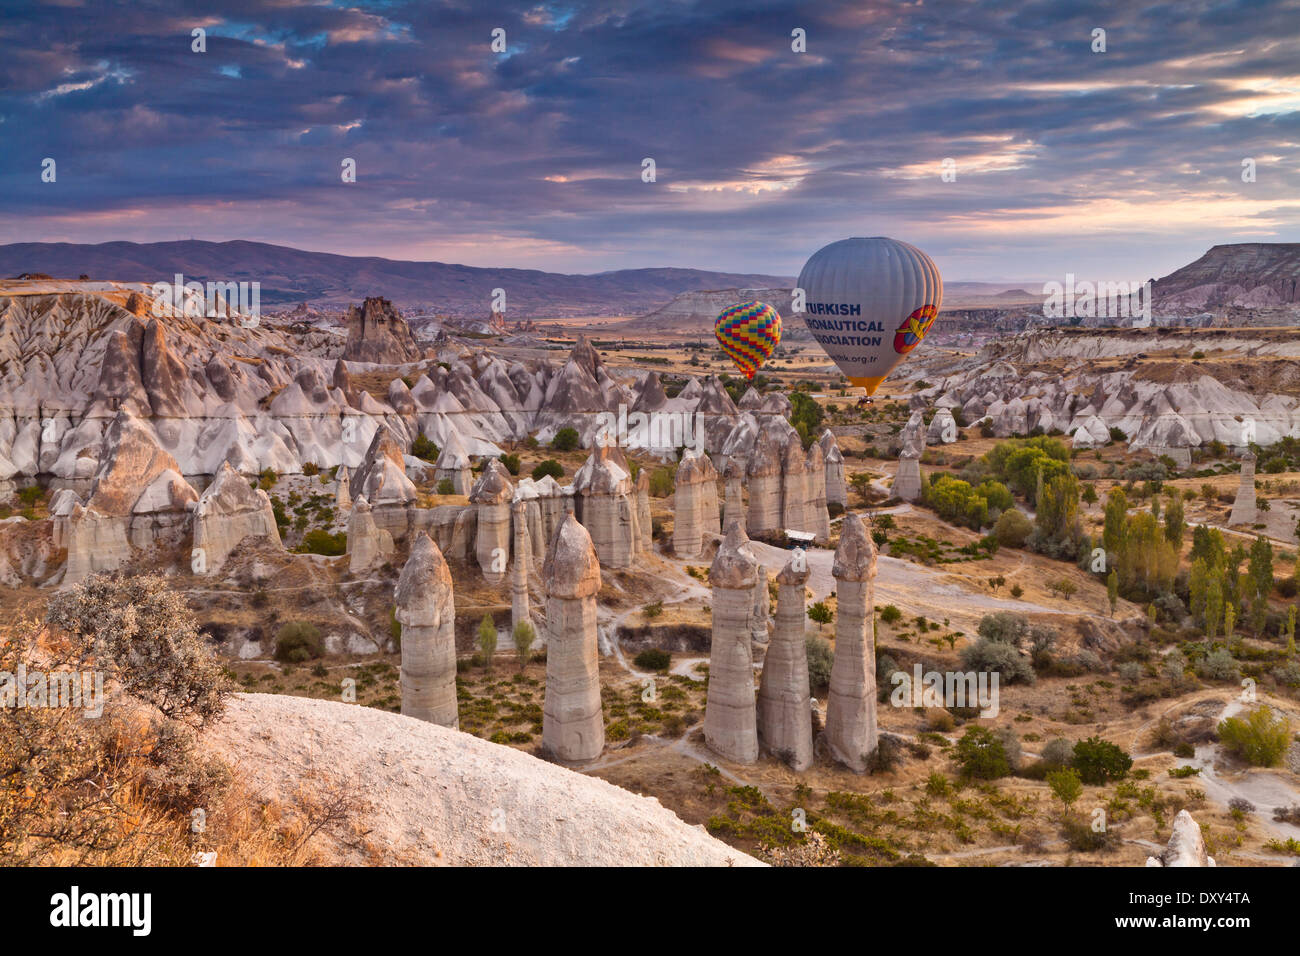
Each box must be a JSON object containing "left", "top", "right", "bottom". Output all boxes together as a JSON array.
[
  {"left": 353, "top": 425, "right": 417, "bottom": 506},
  {"left": 343, "top": 297, "right": 422, "bottom": 365},
  {"left": 672, "top": 451, "right": 710, "bottom": 558},
  {"left": 926, "top": 407, "right": 958, "bottom": 444},
  {"left": 804, "top": 442, "right": 832, "bottom": 542},
  {"left": 192, "top": 461, "right": 282, "bottom": 576},
  {"left": 893, "top": 454, "right": 923, "bottom": 502},
  {"left": 823, "top": 513, "right": 879, "bottom": 773},
  {"left": 347, "top": 496, "right": 395, "bottom": 573},
  {"left": 632, "top": 371, "right": 668, "bottom": 413},
  {"left": 335, "top": 465, "right": 352, "bottom": 512},
  {"left": 1227, "top": 453, "right": 1258, "bottom": 526},
  {"left": 635, "top": 470, "right": 652, "bottom": 554},
  {"left": 757, "top": 551, "right": 813, "bottom": 770},
  {"left": 63, "top": 505, "right": 132, "bottom": 585},
  {"left": 434, "top": 430, "right": 473, "bottom": 494},
  {"left": 204, "top": 692, "right": 760, "bottom": 865},
  {"left": 723, "top": 458, "right": 745, "bottom": 532},
  {"left": 470, "top": 458, "right": 514, "bottom": 585},
  {"left": 745, "top": 429, "right": 783, "bottom": 536},
  {"left": 1070, "top": 414, "right": 1111, "bottom": 449},
  {"left": 1144, "top": 810, "right": 1216, "bottom": 867},
  {"left": 511, "top": 498, "right": 531, "bottom": 635},
  {"left": 541, "top": 514, "right": 604, "bottom": 764},
  {"left": 818, "top": 430, "right": 847, "bottom": 507},
  {"left": 704, "top": 522, "right": 760, "bottom": 765},
  {"left": 780, "top": 438, "right": 810, "bottom": 534},
  {"left": 396, "top": 533, "right": 458, "bottom": 728},
  {"left": 572, "top": 443, "right": 639, "bottom": 568}
]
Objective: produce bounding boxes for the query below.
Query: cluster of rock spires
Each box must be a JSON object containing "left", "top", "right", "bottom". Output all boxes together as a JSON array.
[
  {"left": 704, "top": 514, "right": 879, "bottom": 773},
  {"left": 893, "top": 327, "right": 1300, "bottom": 463}
]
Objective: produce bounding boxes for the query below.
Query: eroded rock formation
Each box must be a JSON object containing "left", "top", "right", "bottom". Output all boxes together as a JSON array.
[
  {"left": 396, "top": 533, "right": 458, "bottom": 727},
  {"left": 470, "top": 458, "right": 514, "bottom": 584},
  {"left": 823, "top": 513, "right": 878, "bottom": 772},
  {"left": 704, "top": 522, "right": 760, "bottom": 764},
  {"left": 757, "top": 550, "right": 813, "bottom": 770},
  {"left": 541, "top": 514, "right": 604, "bottom": 763}
]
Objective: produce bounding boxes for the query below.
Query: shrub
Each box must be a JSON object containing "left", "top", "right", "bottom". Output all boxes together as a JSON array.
[
  {"left": 961, "top": 638, "right": 1036, "bottom": 684},
  {"left": 648, "top": 466, "right": 675, "bottom": 497},
  {"left": 806, "top": 636, "right": 834, "bottom": 692},
  {"left": 302, "top": 462, "right": 319, "bottom": 476},
  {"left": 274, "top": 621, "right": 324, "bottom": 664},
  {"left": 531, "top": 459, "right": 564, "bottom": 481},
  {"left": 1047, "top": 767, "right": 1083, "bottom": 807},
  {"left": 634, "top": 648, "right": 672, "bottom": 671},
  {"left": 879, "top": 604, "right": 903, "bottom": 625},
  {"left": 46, "top": 572, "right": 233, "bottom": 724},
  {"left": 1117, "top": 662, "right": 1143, "bottom": 683},
  {"left": 435, "top": 478, "right": 455, "bottom": 495},
  {"left": 1218, "top": 706, "right": 1291, "bottom": 767},
  {"left": 641, "top": 600, "right": 664, "bottom": 619},
  {"left": 411, "top": 433, "right": 439, "bottom": 461},
  {"left": 1198, "top": 648, "right": 1241, "bottom": 682},
  {"left": 994, "top": 509, "right": 1033, "bottom": 548},
  {"left": 499, "top": 453, "right": 521, "bottom": 476},
  {"left": 1041, "top": 737, "right": 1075, "bottom": 768},
  {"left": 298, "top": 529, "right": 346, "bottom": 556},
  {"left": 954, "top": 726, "right": 1010, "bottom": 779},
  {"left": 1061, "top": 815, "right": 1118, "bottom": 852},
  {"left": 551, "top": 427, "right": 580, "bottom": 451},
  {"left": 1071, "top": 736, "right": 1132, "bottom": 784}
]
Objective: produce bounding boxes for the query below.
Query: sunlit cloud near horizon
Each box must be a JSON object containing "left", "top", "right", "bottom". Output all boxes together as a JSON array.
[{"left": 1, "top": 0, "right": 1298, "bottom": 282}]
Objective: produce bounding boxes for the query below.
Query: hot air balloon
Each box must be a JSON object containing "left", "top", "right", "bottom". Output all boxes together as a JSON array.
[
  {"left": 797, "top": 237, "right": 942, "bottom": 397},
  {"left": 714, "top": 300, "right": 781, "bottom": 380}
]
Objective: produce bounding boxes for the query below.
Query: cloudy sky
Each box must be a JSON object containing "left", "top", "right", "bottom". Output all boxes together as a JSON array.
[{"left": 2, "top": 0, "right": 1299, "bottom": 281}]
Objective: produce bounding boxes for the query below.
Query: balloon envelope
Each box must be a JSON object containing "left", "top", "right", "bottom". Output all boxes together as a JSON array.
[
  {"left": 796, "top": 237, "right": 942, "bottom": 395},
  {"left": 714, "top": 300, "right": 781, "bottom": 380}
]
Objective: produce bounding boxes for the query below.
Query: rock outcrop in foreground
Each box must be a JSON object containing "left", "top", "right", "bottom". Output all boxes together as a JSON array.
[
  {"left": 205, "top": 693, "right": 759, "bottom": 866},
  {"left": 1145, "top": 810, "right": 1216, "bottom": 867}
]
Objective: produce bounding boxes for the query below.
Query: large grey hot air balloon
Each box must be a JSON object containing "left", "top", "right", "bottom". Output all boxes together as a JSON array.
[{"left": 797, "top": 237, "right": 943, "bottom": 396}]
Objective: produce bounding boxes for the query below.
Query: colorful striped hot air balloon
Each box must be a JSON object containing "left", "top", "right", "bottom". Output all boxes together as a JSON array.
[{"left": 714, "top": 300, "right": 781, "bottom": 380}]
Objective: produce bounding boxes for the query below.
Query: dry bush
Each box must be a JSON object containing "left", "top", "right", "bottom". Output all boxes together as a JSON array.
[{"left": 2, "top": 578, "right": 370, "bottom": 866}]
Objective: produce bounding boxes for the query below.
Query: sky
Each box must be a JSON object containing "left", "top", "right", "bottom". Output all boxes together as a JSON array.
[{"left": 2, "top": 0, "right": 1299, "bottom": 282}]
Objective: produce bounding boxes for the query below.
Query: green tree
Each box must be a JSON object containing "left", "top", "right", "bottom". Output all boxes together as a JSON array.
[
  {"left": 1047, "top": 767, "right": 1083, "bottom": 810},
  {"left": 531, "top": 459, "right": 564, "bottom": 481},
  {"left": 512, "top": 620, "right": 535, "bottom": 670},
  {"left": 1071, "top": 736, "right": 1132, "bottom": 784},
  {"left": 808, "top": 602, "right": 833, "bottom": 631},
  {"left": 478, "top": 615, "right": 498, "bottom": 669},
  {"left": 1205, "top": 576, "right": 1223, "bottom": 641},
  {"left": 1247, "top": 535, "right": 1274, "bottom": 633},
  {"left": 1164, "top": 493, "right": 1185, "bottom": 547},
  {"left": 1107, "top": 569, "right": 1118, "bottom": 618},
  {"left": 1218, "top": 707, "right": 1292, "bottom": 767},
  {"left": 551, "top": 427, "right": 580, "bottom": 451},
  {"left": 954, "top": 727, "right": 1010, "bottom": 780},
  {"left": 1102, "top": 487, "right": 1128, "bottom": 555}
]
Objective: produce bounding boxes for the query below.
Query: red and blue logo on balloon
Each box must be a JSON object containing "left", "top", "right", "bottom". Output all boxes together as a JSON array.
[{"left": 893, "top": 305, "right": 938, "bottom": 354}]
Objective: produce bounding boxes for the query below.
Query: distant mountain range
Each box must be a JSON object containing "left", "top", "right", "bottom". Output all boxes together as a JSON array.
[
  {"left": 1151, "top": 243, "right": 1300, "bottom": 310},
  {"left": 0, "top": 239, "right": 793, "bottom": 319}
]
